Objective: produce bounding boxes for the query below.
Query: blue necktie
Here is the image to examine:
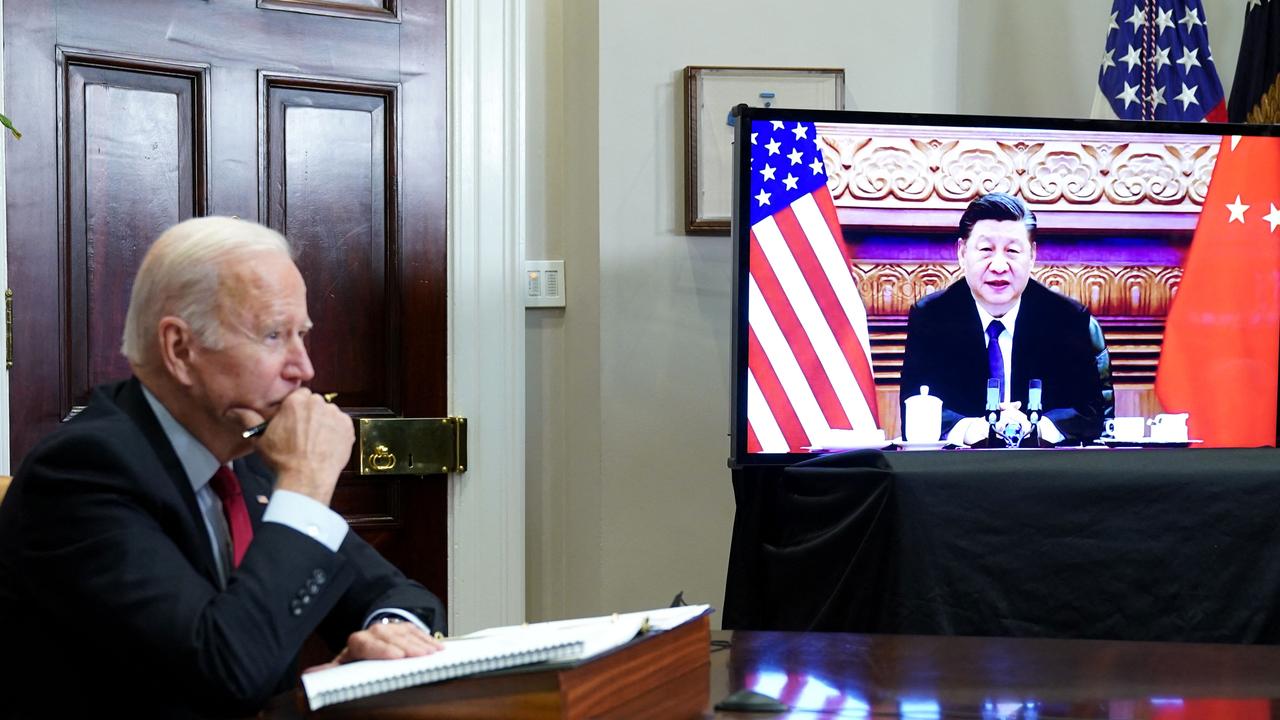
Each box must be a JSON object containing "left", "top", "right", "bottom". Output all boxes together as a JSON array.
[{"left": 986, "top": 320, "right": 1006, "bottom": 402}]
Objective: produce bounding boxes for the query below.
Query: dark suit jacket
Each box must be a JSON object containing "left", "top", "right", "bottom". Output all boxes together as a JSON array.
[
  {"left": 0, "top": 378, "right": 445, "bottom": 718},
  {"left": 898, "top": 279, "right": 1112, "bottom": 444}
]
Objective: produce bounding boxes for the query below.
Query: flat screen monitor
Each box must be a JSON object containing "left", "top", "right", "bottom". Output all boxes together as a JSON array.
[{"left": 729, "top": 106, "right": 1280, "bottom": 467}]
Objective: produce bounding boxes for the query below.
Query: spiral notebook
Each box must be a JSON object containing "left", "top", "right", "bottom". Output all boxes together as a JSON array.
[
  {"left": 302, "top": 631, "right": 585, "bottom": 710},
  {"left": 301, "top": 605, "right": 710, "bottom": 710}
]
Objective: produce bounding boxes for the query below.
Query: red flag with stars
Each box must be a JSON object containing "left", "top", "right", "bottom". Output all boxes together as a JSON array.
[{"left": 1155, "top": 134, "right": 1280, "bottom": 447}]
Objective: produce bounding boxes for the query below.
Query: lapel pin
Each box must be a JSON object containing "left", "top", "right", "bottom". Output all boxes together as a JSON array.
[{"left": 256, "top": 495, "right": 269, "bottom": 505}]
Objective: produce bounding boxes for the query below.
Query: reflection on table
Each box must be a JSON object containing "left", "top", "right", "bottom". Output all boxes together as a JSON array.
[{"left": 711, "top": 630, "right": 1280, "bottom": 719}]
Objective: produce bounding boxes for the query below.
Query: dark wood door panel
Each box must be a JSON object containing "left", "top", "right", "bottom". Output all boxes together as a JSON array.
[
  {"left": 61, "top": 51, "right": 209, "bottom": 414},
  {"left": 263, "top": 77, "right": 398, "bottom": 412}
]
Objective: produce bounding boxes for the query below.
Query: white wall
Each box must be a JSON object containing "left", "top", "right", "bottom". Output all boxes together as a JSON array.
[
  {"left": 525, "top": 0, "right": 965, "bottom": 623},
  {"left": 956, "top": 0, "right": 1246, "bottom": 118},
  {"left": 524, "top": 0, "right": 1254, "bottom": 624}
]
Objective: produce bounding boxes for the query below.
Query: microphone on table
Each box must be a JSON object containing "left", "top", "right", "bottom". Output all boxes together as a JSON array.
[
  {"left": 985, "top": 378, "right": 1001, "bottom": 447},
  {"left": 1023, "top": 379, "right": 1043, "bottom": 448}
]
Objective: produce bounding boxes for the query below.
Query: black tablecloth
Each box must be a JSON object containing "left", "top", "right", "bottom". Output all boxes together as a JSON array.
[{"left": 723, "top": 448, "right": 1280, "bottom": 643}]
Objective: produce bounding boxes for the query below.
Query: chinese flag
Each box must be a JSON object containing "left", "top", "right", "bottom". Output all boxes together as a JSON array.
[{"left": 1156, "top": 135, "right": 1280, "bottom": 447}]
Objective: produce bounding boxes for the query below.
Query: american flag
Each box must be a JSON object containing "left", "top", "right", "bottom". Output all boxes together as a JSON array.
[
  {"left": 745, "top": 120, "right": 879, "bottom": 453},
  {"left": 1092, "top": 0, "right": 1227, "bottom": 121}
]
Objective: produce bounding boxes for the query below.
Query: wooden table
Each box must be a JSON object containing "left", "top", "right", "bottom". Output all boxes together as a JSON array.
[
  {"left": 268, "top": 628, "right": 1280, "bottom": 718},
  {"left": 710, "top": 630, "right": 1280, "bottom": 719}
]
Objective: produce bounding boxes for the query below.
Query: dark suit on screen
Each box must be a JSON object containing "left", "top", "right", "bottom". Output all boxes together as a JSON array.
[
  {"left": 899, "top": 279, "right": 1112, "bottom": 444},
  {"left": 0, "top": 378, "right": 444, "bottom": 718}
]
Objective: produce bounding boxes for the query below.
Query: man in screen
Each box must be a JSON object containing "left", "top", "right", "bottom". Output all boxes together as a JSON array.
[
  {"left": 0, "top": 217, "right": 445, "bottom": 717},
  {"left": 899, "top": 192, "right": 1112, "bottom": 445}
]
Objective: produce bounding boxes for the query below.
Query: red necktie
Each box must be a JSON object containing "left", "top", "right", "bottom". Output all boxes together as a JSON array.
[{"left": 210, "top": 465, "right": 254, "bottom": 568}]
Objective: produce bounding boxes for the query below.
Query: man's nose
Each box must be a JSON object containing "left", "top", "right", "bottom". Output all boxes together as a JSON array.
[
  {"left": 988, "top": 254, "right": 1010, "bottom": 272},
  {"left": 284, "top": 336, "right": 315, "bottom": 383}
]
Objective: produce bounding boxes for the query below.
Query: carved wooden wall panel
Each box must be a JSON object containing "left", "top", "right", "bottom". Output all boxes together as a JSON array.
[
  {"left": 850, "top": 263, "right": 1183, "bottom": 319},
  {"left": 59, "top": 50, "right": 208, "bottom": 416},
  {"left": 819, "top": 124, "right": 1218, "bottom": 233},
  {"left": 261, "top": 74, "right": 399, "bottom": 417}
]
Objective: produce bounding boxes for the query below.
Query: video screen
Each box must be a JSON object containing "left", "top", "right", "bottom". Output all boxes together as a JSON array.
[{"left": 730, "top": 108, "right": 1280, "bottom": 465}]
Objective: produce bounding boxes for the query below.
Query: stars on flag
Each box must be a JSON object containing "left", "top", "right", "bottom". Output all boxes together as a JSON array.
[
  {"left": 1174, "top": 83, "right": 1199, "bottom": 110},
  {"left": 1223, "top": 194, "right": 1280, "bottom": 233},
  {"left": 1117, "top": 81, "right": 1141, "bottom": 108},
  {"left": 1226, "top": 194, "right": 1250, "bottom": 223},
  {"left": 1178, "top": 7, "right": 1202, "bottom": 30},
  {"left": 1096, "top": 0, "right": 1226, "bottom": 122},
  {"left": 1125, "top": 5, "right": 1146, "bottom": 31},
  {"left": 1267, "top": 204, "right": 1280, "bottom": 232},
  {"left": 748, "top": 120, "right": 829, "bottom": 225},
  {"left": 1176, "top": 47, "right": 1200, "bottom": 73}
]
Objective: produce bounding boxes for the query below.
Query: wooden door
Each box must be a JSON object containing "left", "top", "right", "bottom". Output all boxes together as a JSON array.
[{"left": 4, "top": 0, "right": 448, "bottom": 604}]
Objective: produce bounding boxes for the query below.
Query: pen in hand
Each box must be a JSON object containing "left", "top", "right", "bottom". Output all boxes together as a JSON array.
[{"left": 241, "top": 392, "right": 339, "bottom": 439}]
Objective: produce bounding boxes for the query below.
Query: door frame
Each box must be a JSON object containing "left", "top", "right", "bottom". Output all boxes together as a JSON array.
[
  {"left": 0, "top": 0, "right": 9, "bottom": 475},
  {"left": 446, "top": 0, "right": 527, "bottom": 633}
]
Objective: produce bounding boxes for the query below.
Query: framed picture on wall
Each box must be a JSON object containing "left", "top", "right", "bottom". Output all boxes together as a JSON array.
[{"left": 683, "top": 66, "right": 845, "bottom": 234}]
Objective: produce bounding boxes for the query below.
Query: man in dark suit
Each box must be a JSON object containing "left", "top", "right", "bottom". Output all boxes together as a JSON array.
[
  {"left": 899, "top": 193, "right": 1112, "bottom": 445},
  {"left": 0, "top": 217, "right": 445, "bottom": 718}
]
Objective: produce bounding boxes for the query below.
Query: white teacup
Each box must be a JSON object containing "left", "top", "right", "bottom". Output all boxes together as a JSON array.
[
  {"left": 1148, "top": 413, "right": 1189, "bottom": 442},
  {"left": 1104, "top": 416, "right": 1146, "bottom": 441},
  {"left": 904, "top": 385, "right": 942, "bottom": 442}
]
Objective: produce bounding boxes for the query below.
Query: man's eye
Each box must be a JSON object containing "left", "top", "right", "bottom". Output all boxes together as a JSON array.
[{"left": 265, "top": 331, "right": 281, "bottom": 341}]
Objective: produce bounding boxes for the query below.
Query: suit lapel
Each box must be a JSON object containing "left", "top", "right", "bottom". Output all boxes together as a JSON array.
[
  {"left": 112, "top": 378, "right": 223, "bottom": 584},
  {"left": 948, "top": 284, "right": 989, "bottom": 384},
  {"left": 1010, "top": 281, "right": 1046, "bottom": 406}
]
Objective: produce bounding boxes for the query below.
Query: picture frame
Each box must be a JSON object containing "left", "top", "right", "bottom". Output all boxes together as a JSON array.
[{"left": 683, "top": 66, "right": 845, "bottom": 234}]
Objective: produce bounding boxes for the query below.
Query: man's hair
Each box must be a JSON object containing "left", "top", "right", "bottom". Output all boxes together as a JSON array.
[
  {"left": 121, "top": 216, "right": 294, "bottom": 367},
  {"left": 957, "top": 192, "right": 1037, "bottom": 242}
]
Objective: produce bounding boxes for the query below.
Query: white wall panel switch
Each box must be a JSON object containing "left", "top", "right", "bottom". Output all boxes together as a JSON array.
[{"left": 524, "top": 260, "right": 566, "bottom": 308}]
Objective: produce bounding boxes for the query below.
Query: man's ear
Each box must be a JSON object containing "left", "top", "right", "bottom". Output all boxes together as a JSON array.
[
  {"left": 157, "top": 316, "right": 196, "bottom": 387},
  {"left": 956, "top": 237, "right": 966, "bottom": 263}
]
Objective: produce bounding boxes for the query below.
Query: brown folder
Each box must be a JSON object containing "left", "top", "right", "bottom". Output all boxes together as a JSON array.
[{"left": 299, "top": 614, "right": 711, "bottom": 719}]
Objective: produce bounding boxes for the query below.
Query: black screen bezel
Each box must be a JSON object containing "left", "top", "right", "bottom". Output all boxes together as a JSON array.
[{"left": 728, "top": 106, "right": 1280, "bottom": 469}]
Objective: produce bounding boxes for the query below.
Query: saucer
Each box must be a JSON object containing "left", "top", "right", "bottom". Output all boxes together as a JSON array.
[
  {"left": 803, "top": 439, "right": 893, "bottom": 452},
  {"left": 891, "top": 438, "right": 950, "bottom": 450},
  {"left": 1099, "top": 438, "right": 1202, "bottom": 449}
]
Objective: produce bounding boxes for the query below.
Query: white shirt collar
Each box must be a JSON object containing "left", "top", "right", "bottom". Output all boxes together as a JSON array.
[
  {"left": 974, "top": 295, "right": 1023, "bottom": 337},
  {"left": 139, "top": 383, "right": 222, "bottom": 493}
]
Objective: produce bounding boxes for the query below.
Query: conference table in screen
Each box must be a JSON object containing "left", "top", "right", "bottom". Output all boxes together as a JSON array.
[{"left": 725, "top": 447, "right": 1280, "bottom": 642}]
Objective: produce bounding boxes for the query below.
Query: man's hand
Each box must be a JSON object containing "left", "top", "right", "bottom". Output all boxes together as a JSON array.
[
  {"left": 959, "top": 401, "right": 1032, "bottom": 445},
  {"left": 254, "top": 388, "right": 354, "bottom": 506},
  {"left": 997, "top": 401, "right": 1032, "bottom": 437},
  {"left": 302, "top": 623, "right": 444, "bottom": 674}
]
